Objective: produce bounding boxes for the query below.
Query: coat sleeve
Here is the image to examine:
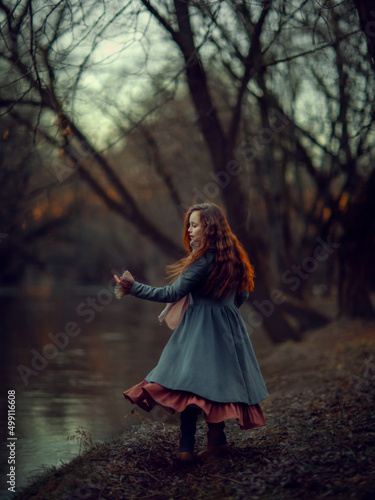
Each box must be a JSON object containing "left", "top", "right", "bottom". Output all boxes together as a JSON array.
[
  {"left": 235, "top": 291, "right": 249, "bottom": 308},
  {"left": 130, "top": 254, "right": 213, "bottom": 303}
]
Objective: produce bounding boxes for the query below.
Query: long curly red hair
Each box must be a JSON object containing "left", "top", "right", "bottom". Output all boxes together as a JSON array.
[{"left": 167, "top": 203, "right": 255, "bottom": 297}]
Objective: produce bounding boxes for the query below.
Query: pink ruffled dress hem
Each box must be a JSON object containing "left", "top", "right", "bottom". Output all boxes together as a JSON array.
[{"left": 124, "top": 380, "right": 266, "bottom": 430}]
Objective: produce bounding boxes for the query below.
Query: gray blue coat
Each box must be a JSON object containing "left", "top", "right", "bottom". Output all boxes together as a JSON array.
[{"left": 130, "top": 251, "right": 269, "bottom": 406}]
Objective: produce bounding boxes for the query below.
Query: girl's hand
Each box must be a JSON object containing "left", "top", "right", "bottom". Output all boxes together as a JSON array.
[{"left": 114, "top": 270, "right": 135, "bottom": 299}]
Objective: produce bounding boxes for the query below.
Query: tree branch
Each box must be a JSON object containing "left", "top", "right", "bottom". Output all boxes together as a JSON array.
[
  {"left": 228, "top": 2, "right": 271, "bottom": 152},
  {"left": 138, "top": 124, "right": 184, "bottom": 214},
  {"left": 261, "top": 30, "right": 361, "bottom": 68},
  {"left": 140, "top": 0, "right": 178, "bottom": 41}
]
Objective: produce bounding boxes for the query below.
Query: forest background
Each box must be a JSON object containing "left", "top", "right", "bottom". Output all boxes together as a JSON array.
[{"left": 1, "top": 0, "right": 375, "bottom": 344}]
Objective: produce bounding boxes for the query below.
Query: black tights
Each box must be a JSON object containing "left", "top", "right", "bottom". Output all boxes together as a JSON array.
[
  {"left": 179, "top": 407, "right": 227, "bottom": 453},
  {"left": 179, "top": 406, "right": 198, "bottom": 452}
]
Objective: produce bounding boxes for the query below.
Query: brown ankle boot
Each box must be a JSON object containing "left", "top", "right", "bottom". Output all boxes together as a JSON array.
[
  {"left": 197, "top": 422, "right": 229, "bottom": 459},
  {"left": 196, "top": 444, "right": 229, "bottom": 459},
  {"left": 178, "top": 451, "right": 194, "bottom": 463}
]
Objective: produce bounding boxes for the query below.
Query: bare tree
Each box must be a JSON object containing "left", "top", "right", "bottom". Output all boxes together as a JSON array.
[
  {"left": 1, "top": 0, "right": 374, "bottom": 340},
  {"left": 0, "top": 115, "right": 75, "bottom": 285},
  {"left": 0, "top": 0, "right": 182, "bottom": 258}
]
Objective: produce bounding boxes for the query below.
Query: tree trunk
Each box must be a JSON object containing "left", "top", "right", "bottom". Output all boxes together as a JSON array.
[
  {"left": 337, "top": 168, "right": 375, "bottom": 317},
  {"left": 282, "top": 298, "right": 330, "bottom": 331},
  {"left": 246, "top": 278, "right": 303, "bottom": 343}
]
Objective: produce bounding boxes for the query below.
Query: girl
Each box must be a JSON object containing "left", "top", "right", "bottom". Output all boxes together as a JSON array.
[{"left": 114, "top": 203, "right": 268, "bottom": 463}]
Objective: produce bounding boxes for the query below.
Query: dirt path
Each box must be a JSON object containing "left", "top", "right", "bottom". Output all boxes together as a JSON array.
[{"left": 16, "top": 319, "right": 375, "bottom": 500}]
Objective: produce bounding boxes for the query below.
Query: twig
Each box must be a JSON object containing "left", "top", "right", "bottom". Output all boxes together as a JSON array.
[
  {"left": 97, "top": 483, "right": 108, "bottom": 498},
  {"left": 211, "top": 474, "right": 246, "bottom": 485},
  {"left": 138, "top": 469, "right": 162, "bottom": 483}
]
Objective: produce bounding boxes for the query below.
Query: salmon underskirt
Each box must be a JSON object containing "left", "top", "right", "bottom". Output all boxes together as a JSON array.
[{"left": 124, "top": 380, "right": 266, "bottom": 430}]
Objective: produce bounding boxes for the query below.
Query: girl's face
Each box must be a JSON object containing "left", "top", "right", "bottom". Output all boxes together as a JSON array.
[{"left": 188, "top": 211, "right": 203, "bottom": 242}]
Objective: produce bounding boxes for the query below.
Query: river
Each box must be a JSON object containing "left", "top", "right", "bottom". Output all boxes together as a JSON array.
[{"left": 0, "top": 286, "right": 173, "bottom": 497}]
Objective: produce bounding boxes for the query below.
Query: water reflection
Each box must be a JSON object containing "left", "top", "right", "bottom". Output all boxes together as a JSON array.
[{"left": 0, "top": 289, "right": 171, "bottom": 495}]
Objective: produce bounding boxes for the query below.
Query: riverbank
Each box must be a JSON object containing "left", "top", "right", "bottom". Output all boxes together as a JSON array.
[{"left": 14, "top": 318, "right": 375, "bottom": 500}]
